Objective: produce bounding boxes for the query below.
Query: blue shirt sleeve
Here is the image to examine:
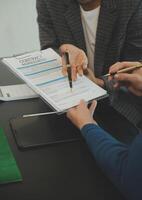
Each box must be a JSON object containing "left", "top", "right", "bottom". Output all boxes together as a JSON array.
[{"left": 81, "top": 124, "right": 142, "bottom": 200}]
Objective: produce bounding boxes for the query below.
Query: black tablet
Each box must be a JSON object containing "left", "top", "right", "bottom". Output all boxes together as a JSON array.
[{"left": 10, "top": 114, "right": 81, "bottom": 149}]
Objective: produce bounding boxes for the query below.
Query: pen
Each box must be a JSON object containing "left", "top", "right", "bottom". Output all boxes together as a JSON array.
[
  {"left": 64, "top": 52, "right": 72, "bottom": 91},
  {"left": 103, "top": 64, "right": 142, "bottom": 78},
  {"left": 23, "top": 111, "right": 64, "bottom": 118}
]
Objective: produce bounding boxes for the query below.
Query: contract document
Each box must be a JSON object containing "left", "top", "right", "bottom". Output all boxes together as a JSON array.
[{"left": 3, "top": 48, "right": 107, "bottom": 112}]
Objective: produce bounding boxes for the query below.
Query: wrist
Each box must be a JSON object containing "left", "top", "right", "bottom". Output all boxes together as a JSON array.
[{"left": 79, "top": 120, "right": 97, "bottom": 130}]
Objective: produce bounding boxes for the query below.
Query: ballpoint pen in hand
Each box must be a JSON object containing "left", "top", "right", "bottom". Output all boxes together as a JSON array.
[
  {"left": 103, "top": 63, "right": 142, "bottom": 78},
  {"left": 64, "top": 52, "right": 73, "bottom": 91}
]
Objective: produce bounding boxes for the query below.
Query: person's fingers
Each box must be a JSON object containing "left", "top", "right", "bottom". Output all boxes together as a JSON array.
[
  {"left": 59, "top": 44, "right": 71, "bottom": 54},
  {"left": 75, "top": 51, "right": 88, "bottom": 69},
  {"left": 77, "top": 65, "right": 83, "bottom": 76},
  {"left": 61, "top": 53, "right": 67, "bottom": 66},
  {"left": 80, "top": 50, "right": 88, "bottom": 69},
  {"left": 110, "top": 62, "right": 133, "bottom": 73},
  {"left": 61, "top": 52, "right": 68, "bottom": 76},
  {"left": 75, "top": 52, "right": 85, "bottom": 67},
  {"left": 120, "top": 61, "right": 140, "bottom": 68},
  {"left": 82, "top": 58, "right": 88, "bottom": 69},
  {"left": 60, "top": 44, "right": 88, "bottom": 79},
  {"left": 79, "top": 99, "right": 87, "bottom": 108},
  {"left": 72, "top": 64, "right": 77, "bottom": 81},
  {"left": 114, "top": 73, "right": 137, "bottom": 83},
  {"left": 109, "top": 62, "right": 121, "bottom": 74},
  {"left": 109, "top": 61, "right": 140, "bottom": 74},
  {"left": 89, "top": 100, "right": 97, "bottom": 116},
  {"left": 62, "top": 66, "right": 67, "bottom": 76},
  {"left": 109, "top": 62, "right": 136, "bottom": 74}
]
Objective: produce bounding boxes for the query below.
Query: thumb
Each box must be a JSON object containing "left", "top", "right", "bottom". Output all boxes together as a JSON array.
[
  {"left": 82, "top": 57, "right": 88, "bottom": 69},
  {"left": 77, "top": 99, "right": 87, "bottom": 109},
  {"left": 79, "top": 99, "right": 87, "bottom": 108},
  {"left": 89, "top": 100, "right": 97, "bottom": 116}
]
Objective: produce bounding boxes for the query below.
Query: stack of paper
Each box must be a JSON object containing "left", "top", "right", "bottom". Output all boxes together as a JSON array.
[
  {"left": 0, "top": 84, "right": 38, "bottom": 101},
  {"left": 3, "top": 48, "right": 107, "bottom": 112}
]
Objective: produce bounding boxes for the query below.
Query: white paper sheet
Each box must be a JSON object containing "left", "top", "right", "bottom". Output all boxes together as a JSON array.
[
  {"left": 0, "top": 84, "right": 38, "bottom": 101},
  {"left": 3, "top": 48, "right": 107, "bottom": 111}
]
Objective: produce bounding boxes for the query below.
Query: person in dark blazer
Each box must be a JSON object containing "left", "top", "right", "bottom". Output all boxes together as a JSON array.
[
  {"left": 36, "top": 0, "right": 142, "bottom": 132},
  {"left": 67, "top": 61, "right": 142, "bottom": 200},
  {"left": 36, "top": 0, "right": 142, "bottom": 72}
]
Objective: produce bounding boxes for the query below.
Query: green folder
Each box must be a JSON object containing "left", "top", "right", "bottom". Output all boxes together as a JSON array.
[{"left": 0, "top": 128, "right": 22, "bottom": 184}]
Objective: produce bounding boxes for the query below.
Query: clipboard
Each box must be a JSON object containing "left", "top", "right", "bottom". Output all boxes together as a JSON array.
[
  {"left": 10, "top": 114, "right": 81, "bottom": 149},
  {"left": 3, "top": 48, "right": 108, "bottom": 112}
]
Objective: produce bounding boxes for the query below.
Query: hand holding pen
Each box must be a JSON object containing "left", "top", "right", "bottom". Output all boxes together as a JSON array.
[
  {"left": 104, "top": 61, "right": 142, "bottom": 77},
  {"left": 108, "top": 61, "right": 142, "bottom": 96},
  {"left": 60, "top": 44, "right": 88, "bottom": 81},
  {"left": 60, "top": 44, "right": 104, "bottom": 87}
]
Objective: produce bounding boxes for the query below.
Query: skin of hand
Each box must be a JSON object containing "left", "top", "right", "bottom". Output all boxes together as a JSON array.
[
  {"left": 67, "top": 99, "right": 97, "bottom": 130},
  {"left": 60, "top": 44, "right": 104, "bottom": 86},
  {"left": 109, "top": 62, "right": 142, "bottom": 96},
  {"left": 85, "top": 68, "right": 104, "bottom": 87},
  {"left": 60, "top": 44, "right": 88, "bottom": 81}
]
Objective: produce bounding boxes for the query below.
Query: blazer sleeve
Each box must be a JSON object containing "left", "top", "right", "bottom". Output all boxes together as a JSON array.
[
  {"left": 81, "top": 124, "right": 142, "bottom": 200},
  {"left": 121, "top": 0, "right": 142, "bottom": 61},
  {"left": 36, "top": 0, "right": 59, "bottom": 50}
]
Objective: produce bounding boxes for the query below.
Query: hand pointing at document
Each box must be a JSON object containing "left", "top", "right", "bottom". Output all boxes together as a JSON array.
[
  {"left": 60, "top": 44, "right": 104, "bottom": 87},
  {"left": 60, "top": 44, "right": 88, "bottom": 80}
]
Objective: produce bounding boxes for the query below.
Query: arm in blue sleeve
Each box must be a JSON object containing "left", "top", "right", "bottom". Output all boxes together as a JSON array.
[
  {"left": 81, "top": 124, "right": 128, "bottom": 190},
  {"left": 81, "top": 124, "right": 142, "bottom": 200}
]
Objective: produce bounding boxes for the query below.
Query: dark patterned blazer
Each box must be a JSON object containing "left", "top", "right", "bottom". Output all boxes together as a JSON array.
[{"left": 36, "top": 0, "right": 142, "bottom": 127}]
